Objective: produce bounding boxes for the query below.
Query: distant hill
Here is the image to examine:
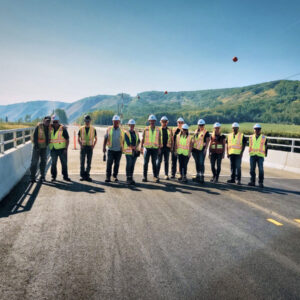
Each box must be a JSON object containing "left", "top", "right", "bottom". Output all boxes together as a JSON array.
[{"left": 0, "top": 80, "right": 299, "bottom": 124}]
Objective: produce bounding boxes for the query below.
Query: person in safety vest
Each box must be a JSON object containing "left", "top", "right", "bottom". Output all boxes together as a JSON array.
[
  {"left": 226, "top": 122, "right": 247, "bottom": 185},
  {"left": 78, "top": 115, "right": 97, "bottom": 182},
  {"left": 209, "top": 122, "right": 226, "bottom": 183},
  {"left": 192, "top": 119, "right": 210, "bottom": 183},
  {"left": 30, "top": 116, "right": 51, "bottom": 183},
  {"left": 123, "top": 119, "right": 140, "bottom": 185},
  {"left": 141, "top": 114, "right": 161, "bottom": 183},
  {"left": 49, "top": 115, "right": 70, "bottom": 182},
  {"left": 174, "top": 123, "right": 192, "bottom": 183},
  {"left": 103, "top": 115, "right": 124, "bottom": 183},
  {"left": 156, "top": 116, "right": 173, "bottom": 180},
  {"left": 248, "top": 124, "right": 268, "bottom": 188},
  {"left": 171, "top": 117, "right": 184, "bottom": 178}
]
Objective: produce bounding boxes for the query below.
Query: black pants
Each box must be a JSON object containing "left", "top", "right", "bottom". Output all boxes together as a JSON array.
[
  {"left": 210, "top": 153, "right": 223, "bottom": 179},
  {"left": 106, "top": 150, "right": 122, "bottom": 178},
  {"left": 126, "top": 155, "right": 137, "bottom": 179},
  {"left": 192, "top": 148, "right": 206, "bottom": 175},
  {"left": 156, "top": 147, "right": 170, "bottom": 176},
  {"left": 30, "top": 147, "right": 47, "bottom": 179},
  {"left": 80, "top": 146, "right": 93, "bottom": 178},
  {"left": 178, "top": 154, "right": 189, "bottom": 176},
  {"left": 51, "top": 149, "right": 68, "bottom": 179},
  {"left": 143, "top": 148, "right": 158, "bottom": 178},
  {"left": 229, "top": 154, "right": 242, "bottom": 181},
  {"left": 171, "top": 152, "right": 179, "bottom": 176},
  {"left": 250, "top": 156, "right": 264, "bottom": 183}
]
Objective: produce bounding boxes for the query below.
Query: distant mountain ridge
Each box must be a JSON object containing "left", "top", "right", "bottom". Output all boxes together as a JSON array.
[{"left": 1, "top": 80, "right": 299, "bottom": 124}]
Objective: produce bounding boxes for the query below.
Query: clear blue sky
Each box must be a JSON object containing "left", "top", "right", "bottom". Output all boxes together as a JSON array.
[{"left": 0, "top": 0, "right": 299, "bottom": 104}]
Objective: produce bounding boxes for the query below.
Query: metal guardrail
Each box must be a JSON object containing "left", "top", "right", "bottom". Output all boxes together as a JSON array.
[{"left": 0, "top": 127, "right": 35, "bottom": 154}]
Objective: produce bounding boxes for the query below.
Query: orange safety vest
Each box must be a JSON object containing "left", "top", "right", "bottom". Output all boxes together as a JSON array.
[
  {"left": 193, "top": 129, "right": 208, "bottom": 150},
  {"left": 80, "top": 126, "right": 96, "bottom": 146},
  {"left": 143, "top": 126, "right": 160, "bottom": 149},
  {"left": 210, "top": 134, "right": 225, "bottom": 154}
]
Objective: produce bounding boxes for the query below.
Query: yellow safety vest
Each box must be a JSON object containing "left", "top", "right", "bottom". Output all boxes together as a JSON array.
[
  {"left": 249, "top": 134, "right": 266, "bottom": 157},
  {"left": 144, "top": 126, "right": 159, "bottom": 149},
  {"left": 228, "top": 132, "right": 244, "bottom": 155},
  {"left": 49, "top": 126, "right": 66, "bottom": 150},
  {"left": 160, "top": 127, "right": 172, "bottom": 148},
  {"left": 106, "top": 126, "right": 124, "bottom": 149},
  {"left": 177, "top": 135, "right": 191, "bottom": 156},
  {"left": 193, "top": 129, "right": 207, "bottom": 151},
  {"left": 80, "top": 126, "right": 96, "bottom": 146},
  {"left": 123, "top": 130, "right": 140, "bottom": 155}
]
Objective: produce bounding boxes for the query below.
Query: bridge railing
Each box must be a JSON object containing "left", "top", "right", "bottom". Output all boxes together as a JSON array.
[{"left": 0, "top": 127, "right": 35, "bottom": 154}]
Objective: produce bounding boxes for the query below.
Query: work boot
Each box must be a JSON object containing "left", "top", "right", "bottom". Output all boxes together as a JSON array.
[
  {"left": 171, "top": 174, "right": 176, "bottom": 179},
  {"left": 192, "top": 174, "right": 200, "bottom": 182},
  {"left": 210, "top": 176, "right": 215, "bottom": 182},
  {"left": 112, "top": 176, "right": 119, "bottom": 182},
  {"left": 63, "top": 177, "right": 71, "bottom": 182},
  {"left": 227, "top": 179, "right": 235, "bottom": 184},
  {"left": 86, "top": 177, "right": 92, "bottom": 182},
  {"left": 199, "top": 175, "right": 204, "bottom": 184},
  {"left": 164, "top": 175, "right": 169, "bottom": 180},
  {"left": 154, "top": 177, "right": 160, "bottom": 183},
  {"left": 30, "top": 178, "right": 36, "bottom": 183},
  {"left": 182, "top": 176, "right": 188, "bottom": 183},
  {"left": 259, "top": 182, "right": 264, "bottom": 188},
  {"left": 51, "top": 177, "right": 56, "bottom": 182},
  {"left": 178, "top": 175, "right": 182, "bottom": 181},
  {"left": 142, "top": 177, "right": 148, "bottom": 182},
  {"left": 131, "top": 178, "right": 136, "bottom": 185},
  {"left": 80, "top": 177, "right": 85, "bottom": 181},
  {"left": 105, "top": 177, "right": 111, "bottom": 183},
  {"left": 237, "top": 180, "right": 241, "bottom": 185},
  {"left": 248, "top": 181, "right": 255, "bottom": 186},
  {"left": 39, "top": 176, "right": 46, "bottom": 183}
]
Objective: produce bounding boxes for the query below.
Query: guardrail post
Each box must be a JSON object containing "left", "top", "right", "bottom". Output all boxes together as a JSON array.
[
  {"left": 13, "top": 131, "right": 17, "bottom": 148},
  {"left": 291, "top": 139, "right": 295, "bottom": 153},
  {"left": 22, "top": 130, "right": 25, "bottom": 144},
  {"left": 0, "top": 133, "right": 4, "bottom": 154}
]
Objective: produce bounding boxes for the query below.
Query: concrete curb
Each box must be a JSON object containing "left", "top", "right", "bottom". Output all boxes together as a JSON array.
[{"left": 0, "top": 142, "right": 32, "bottom": 201}]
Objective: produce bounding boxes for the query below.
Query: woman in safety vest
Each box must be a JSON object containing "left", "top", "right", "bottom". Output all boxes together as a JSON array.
[
  {"left": 191, "top": 119, "right": 210, "bottom": 183},
  {"left": 175, "top": 123, "right": 192, "bottom": 183},
  {"left": 209, "top": 122, "right": 226, "bottom": 183},
  {"left": 248, "top": 124, "right": 268, "bottom": 188},
  {"left": 123, "top": 119, "right": 140, "bottom": 185}
]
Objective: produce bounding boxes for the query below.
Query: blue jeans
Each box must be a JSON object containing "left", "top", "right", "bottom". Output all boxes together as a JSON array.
[
  {"left": 192, "top": 149, "right": 206, "bottom": 175},
  {"left": 125, "top": 155, "right": 137, "bottom": 179},
  {"left": 51, "top": 149, "right": 68, "bottom": 179},
  {"left": 250, "top": 156, "right": 264, "bottom": 183},
  {"left": 229, "top": 154, "right": 242, "bottom": 181},
  {"left": 143, "top": 148, "right": 158, "bottom": 178},
  {"left": 178, "top": 154, "right": 189, "bottom": 176},
  {"left": 106, "top": 150, "right": 122, "bottom": 178},
  {"left": 156, "top": 147, "right": 170, "bottom": 176},
  {"left": 30, "top": 147, "right": 48, "bottom": 179}
]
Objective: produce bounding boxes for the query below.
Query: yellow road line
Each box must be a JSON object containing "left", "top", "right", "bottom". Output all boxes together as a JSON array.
[
  {"left": 294, "top": 219, "right": 300, "bottom": 224},
  {"left": 267, "top": 218, "right": 283, "bottom": 226}
]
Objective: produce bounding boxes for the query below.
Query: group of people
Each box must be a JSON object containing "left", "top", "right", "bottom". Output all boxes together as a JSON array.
[{"left": 30, "top": 114, "right": 268, "bottom": 188}]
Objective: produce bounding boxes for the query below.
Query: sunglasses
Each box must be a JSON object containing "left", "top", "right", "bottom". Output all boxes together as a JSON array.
[{"left": 53, "top": 121, "right": 58, "bottom": 124}]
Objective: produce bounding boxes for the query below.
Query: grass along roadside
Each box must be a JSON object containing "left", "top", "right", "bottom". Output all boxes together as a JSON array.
[{"left": 0, "top": 122, "right": 35, "bottom": 130}]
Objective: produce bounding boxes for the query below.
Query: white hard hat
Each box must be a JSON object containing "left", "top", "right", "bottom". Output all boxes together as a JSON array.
[
  {"left": 177, "top": 117, "right": 184, "bottom": 122},
  {"left": 182, "top": 124, "right": 189, "bottom": 130},
  {"left": 148, "top": 114, "right": 157, "bottom": 121},
  {"left": 232, "top": 122, "right": 239, "bottom": 128},
  {"left": 214, "top": 122, "right": 221, "bottom": 128},
  {"left": 52, "top": 115, "right": 59, "bottom": 121},
  {"left": 160, "top": 116, "right": 168, "bottom": 121},
  {"left": 112, "top": 115, "right": 120, "bottom": 121},
  {"left": 253, "top": 123, "right": 261, "bottom": 129},
  {"left": 128, "top": 119, "right": 136, "bottom": 125},
  {"left": 198, "top": 119, "right": 205, "bottom": 125}
]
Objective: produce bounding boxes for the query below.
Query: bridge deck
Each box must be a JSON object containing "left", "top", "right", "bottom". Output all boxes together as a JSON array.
[{"left": 1, "top": 127, "right": 299, "bottom": 299}]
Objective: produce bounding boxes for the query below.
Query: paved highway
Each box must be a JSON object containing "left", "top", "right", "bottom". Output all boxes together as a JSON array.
[{"left": 1, "top": 126, "right": 300, "bottom": 299}]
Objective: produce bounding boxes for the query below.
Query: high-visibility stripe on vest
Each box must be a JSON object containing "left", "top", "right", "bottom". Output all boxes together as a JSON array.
[
  {"left": 228, "top": 132, "right": 244, "bottom": 155},
  {"left": 49, "top": 126, "right": 66, "bottom": 150},
  {"left": 249, "top": 134, "right": 266, "bottom": 157},
  {"left": 160, "top": 127, "right": 172, "bottom": 148},
  {"left": 31, "top": 123, "right": 47, "bottom": 149},
  {"left": 193, "top": 129, "right": 207, "bottom": 151},
  {"left": 80, "top": 126, "right": 96, "bottom": 146},
  {"left": 176, "top": 135, "right": 191, "bottom": 156},
  {"left": 106, "top": 126, "right": 123, "bottom": 149},
  {"left": 210, "top": 134, "right": 224, "bottom": 154},
  {"left": 123, "top": 130, "right": 140, "bottom": 155},
  {"left": 144, "top": 126, "right": 159, "bottom": 149}
]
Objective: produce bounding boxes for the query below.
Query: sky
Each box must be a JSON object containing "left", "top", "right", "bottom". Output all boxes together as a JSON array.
[{"left": 0, "top": 0, "right": 299, "bottom": 104}]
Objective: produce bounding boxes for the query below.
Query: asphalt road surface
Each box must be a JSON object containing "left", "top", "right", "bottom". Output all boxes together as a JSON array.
[{"left": 1, "top": 126, "right": 300, "bottom": 300}]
